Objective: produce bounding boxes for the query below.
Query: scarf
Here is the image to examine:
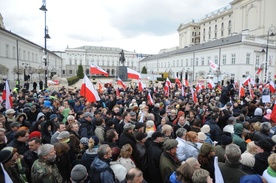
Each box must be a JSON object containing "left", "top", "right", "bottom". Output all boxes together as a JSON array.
[{"left": 267, "top": 166, "right": 276, "bottom": 177}]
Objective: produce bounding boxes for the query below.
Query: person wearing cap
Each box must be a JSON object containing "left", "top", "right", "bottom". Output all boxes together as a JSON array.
[
  {"left": 147, "top": 131, "right": 165, "bottom": 183},
  {"left": 5, "top": 121, "right": 21, "bottom": 143},
  {"left": 253, "top": 140, "right": 273, "bottom": 175},
  {"left": 31, "top": 144, "right": 63, "bottom": 182},
  {"left": 79, "top": 112, "right": 95, "bottom": 138},
  {"left": 214, "top": 132, "right": 232, "bottom": 163},
  {"left": 134, "top": 132, "right": 148, "bottom": 180},
  {"left": 51, "top": 122, "right": 66, "bottom": 144},
  {"left": 218, "top": 144, "right": 246, "bottom": 182},
  {"left": 118, "top": 123, "right": 137, "bottom": 159},
  {"left": 4, "top": 108, "right": 17, "bottom": 131},
  {"left": 159, "top": 139, "right": 181, "bottom": 182},
  {"left": 89, "top": 144, "right": 116, "bottom": 182},
  {"left": 70, "top": 164, "right": 88, "bottom": 183},
  {"left": 7, "top": 130, "right": 29, "bottom": 155},
  {"left": 232, "top": 123, "right": 246, "bottom": 153},
  {"left": 115, "top": 111, "right": 132, "bottom": 137},
  {"left": 248, "top": 107, "right": 267, "bottom": 123},
  {"left": 129, "top": 111, "right": 137, "bottom": 123},
  {"left": 73, "top": 99, "right": 84, "bottom": 113}
]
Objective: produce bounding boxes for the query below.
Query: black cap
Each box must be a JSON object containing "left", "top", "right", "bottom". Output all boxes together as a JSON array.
[
  {"left": 151, "top": 131, "right": 165, "bottom": 140},
  {"left": 254, "top": 140, "right": 273, "bottom": 152}
]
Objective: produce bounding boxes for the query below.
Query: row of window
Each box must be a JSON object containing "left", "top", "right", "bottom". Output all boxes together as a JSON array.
[
  {"left": 67, "top": 59, "right": 135, "bottom": 67},
  {"left": 154, "top": 53, "right": 272, "bottom": 68},
  {"left": 5, "top": 44, "right": 39, "bottom": 62}
]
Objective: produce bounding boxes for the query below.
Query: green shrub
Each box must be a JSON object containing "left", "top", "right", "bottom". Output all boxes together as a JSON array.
[{"left": 67, "top": 76, "right": 79, "bottom": 86}]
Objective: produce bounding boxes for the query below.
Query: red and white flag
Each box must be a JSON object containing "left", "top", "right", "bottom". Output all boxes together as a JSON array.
[
  {"left": 209, "top": 60, "right": 218, "bottom": 71},
  {"left": 80, "top": 75, "right": 100, "bottom": 103},
  {"left": 207, "top": 79, "right": 215, "bottom": 89},
  {"left": 138, "top": 79, "right": 145, "bottom": 92},
  {"left": 147, "top": 92, "right": 154, "bottom": 105},
  {"left": 259, "top": 84, "right": 263, "bottom": 92},
  {"left": 90, "top": 63, "right": 109, "bottom": 76},
  {"left": 271, "top": 102, "right": 276, "bottom": 123},
  {"left": 127, "top": 68, "right": 141, "bottom": 80},
  {"left": 164, "top": 81, "right": 169, "bottom": 96},
  {"left": 98, "top": 82, "right": 104, "bottom": 94},
  {"left": 182, "top": 78, "right": 189, "bottom": 87},
  {"left": 117, "top": 77, "right": 127, "bottom": 90},
  {"left": 181, "top": 85, "right": 185, "bottom": 96},
  {"left": 256, "top": 65, "right": 263, "bottom": 75},
  {"left": 195, "top": 83, "right": 203, "bottom": 93},
  {"left": 175, "top": 77, "right": 181, "bottom": 88},
  {"left": 242, "top": 76, "right": 251, "bottom": 86},
  {"left": 269, "top": 81, "right": 276, "bottom": 93},
  {"left": 239, "top": 82, "right": 245, "bottom": 98},
  {"left": 2, "top": 80, "right": 12, "bottom": 109},
  {"left": 166, "top": 78, "right": 172, "bottom": 88},
  {"left": 190, "top": 85, "right": 197, "bottom": 103},
  {"left": 248, "top": 84, "right": 255, "bottom": 99}
]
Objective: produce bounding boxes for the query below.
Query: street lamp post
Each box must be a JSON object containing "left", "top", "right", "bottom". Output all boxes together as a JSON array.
[
  {"left": 40, "top": 0, "right": 50, "bottom": 89},
  {"left": 263, "top": 25, "right": 275, "bottom": 82}
]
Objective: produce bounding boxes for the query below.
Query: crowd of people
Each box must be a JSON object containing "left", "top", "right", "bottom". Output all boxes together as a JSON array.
[{"left": 0, "top": 78, "right": 276, "bottom": 183}]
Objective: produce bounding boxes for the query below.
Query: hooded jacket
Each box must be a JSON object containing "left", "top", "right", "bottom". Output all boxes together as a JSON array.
[{"left": 89, "top": 157, "right": 116, "bottom": 183}]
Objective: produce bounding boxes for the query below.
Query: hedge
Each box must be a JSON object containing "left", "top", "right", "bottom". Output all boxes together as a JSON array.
[{"left": 67, "top": 76, "right": 79, "bottom": 86}]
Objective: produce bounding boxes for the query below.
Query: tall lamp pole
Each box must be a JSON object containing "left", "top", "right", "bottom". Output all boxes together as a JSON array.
[
  {"left": 40, "top": 0, "right": 50, "bottom": 89},
  {"left": 264, "top": 25, "right": 275, "bottom": 83}
]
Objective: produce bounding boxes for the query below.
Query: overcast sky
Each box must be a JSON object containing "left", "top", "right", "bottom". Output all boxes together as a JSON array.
[{"left": 1, "top": 0, "right": 231, "bottom": 54}]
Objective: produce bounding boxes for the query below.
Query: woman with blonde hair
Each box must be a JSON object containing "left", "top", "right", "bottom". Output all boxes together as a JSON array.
[
  {"left": 240, "top": 141, "right": 258, "bottom": 174},
  {"left": 117, "top": 143, "right": 136, "bottom": 172}
]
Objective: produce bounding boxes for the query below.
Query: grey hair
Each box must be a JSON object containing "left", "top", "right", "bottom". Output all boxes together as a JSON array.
[
  {"left": 37, "top": 144, "right": 54, "bottom": 159},
  {"left": 97, "top": 144, "right": 110, "bottom": 159},
  {"left": 225, "top": 144, "right": 241, "bottom": 164},
  {"left": 185, "top": 157, "right": 199, "bottom": 168},
  {"left": 260, "top": 122, "right": 272, "bottom": 133},
  {"left": 176, "top": 128, "right": 187, "bottom": 138},
  {"left": 146, "top": 113, "right": 155, "bottom": 120},
  {"left": 192, "top": 169, "right": 210, "bottom": 183}
]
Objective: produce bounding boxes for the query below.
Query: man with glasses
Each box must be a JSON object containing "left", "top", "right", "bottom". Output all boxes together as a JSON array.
[{"left": 7, "top": 129, "right": 29, "bottom": 155}]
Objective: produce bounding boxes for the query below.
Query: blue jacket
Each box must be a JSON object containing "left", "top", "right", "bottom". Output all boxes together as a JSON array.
[{"left": 89, "top": 157, "right": 116, "bottom": 183}]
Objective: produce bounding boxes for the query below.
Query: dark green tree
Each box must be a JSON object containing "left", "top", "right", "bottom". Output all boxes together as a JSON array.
[
  {"left": 141, "top": 66, "right": 147, "bottom": 74},
  {"left": 77, "top": 64, "right": 84, "bottom": 79}
]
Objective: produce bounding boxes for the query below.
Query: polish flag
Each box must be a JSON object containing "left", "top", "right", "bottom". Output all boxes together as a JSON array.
[
  {"left": 164, "top": 82, "right": 169, "bottom": 96},
  {"left": 153, "top": 87, "right": 157, "bottom": 93},
  {"left": 90, "top": 63, "right": 108, "bottom": 76},
  {"left": 181, "top": 85, "right": 185, "bottom": 96},
  {"left": 2, "top": 80, "right": 12, "bottom": 109},
  {"left": 269, "top": 81, "right": 276, "bottom": 93},
  {"left": 183, "top": 78, "right": 189, "bottom": 87},
  {"left": 207, "top": 79, "right": 215, "bottom": 89},
  {"left": 195, "top": 83, "right": 203, "bottom": 93},
  {"left": 209, "top": 60, "right": 219, "bottom": 71},
  {"left": 256, "top": 66, "right": 262, "bottom": 75},
  {"left": 175, "top": 77, "right": 181, "bottom": 88},
  {"left": 271, "top": 102, "right": 276, "bottom": 123},
  {"left": 138, "top": 79, "right": 145, "bottom": 92},
  {"left": 80, "top": 75, "right": 100, "bottom": 103},
  {"left": 98, "top": 82, "right": 104, "bottom": 93},
  {"left": 166, "top": 78, "right": 172, "bottom": 88},
  {"left": 127, "top": 68, "right": 141, "bottom": 80},
  {"left": 190, "top": 85, "right": 197, "bottom": 103},
  {"left": 116, "top": 88, "right": 120, "bottom": 98},
  {"left": 239, "top": 82, "right": 245, "bottom": 98},
  {"left": 242, "top": 76, "right": 251, "bottom": 86},
  {"left": 117, "top": 77, "right": 127, "bottom": 90},
  {"left": 259, "top": 84, "right": 263, "bottom": 92},
  {"left": 147, "top": 91, "right": 154, "bottom": 105},
  {"left": 248, "top": 84, "right": 255, "bottom": 99}
]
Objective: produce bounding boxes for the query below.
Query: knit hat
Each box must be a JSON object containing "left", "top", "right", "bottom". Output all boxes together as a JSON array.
[
  {"left": 57, "top": 131, "right": 70, "bottom": 140},
  {"left": 0, "top": 150, "right": 13, "bottom": 164},
  {"left": 5, "top": 108, "right": 16, "bottom": 115},
  {"left": 151, "top": 131, "right": 165, "bottom": 140},
  {"left": 83, "top": 112, "right": 93, "bottom": 118},
  {"left": 234, "top": 123, "right": 243, "bottom": 135},
  {"left": 240, "top": 174, "right": 263, "bottom": 183},
  {"left": 123, "top": 123, "right": 135, "bottom": 130},
  {"left": 197, "top": 132, "right": 207, "bottom": 141},
  {"left": 29, "top": 131, "right": 41, "bottom": 139},
  {"left": 130, "top": 111, "right": 136, "bottom": 117},
  {"left": 10, "top": 122, "right": 22, "bottom": 128},
  {"left": 163, "top": 139, "right": 178, "bottom": 150},
  {"left": 199, "top": 143, "right": 215, "bottom": 156},
  {"left": 70, "top": 164, "right": 87, "bottom": 182},
  {"left": 254, "top": 108, "right": 263, "bottom": 116},
  {"left": 160, "top": 109, "right": 166, "bottom": 116},
  {"left": 221, "top": 132, "right": 233, "bottom": 146},
  {"left": 226, "top": 102, "right": 232, "bottom": 107},
  {"left": 254, "top": 140, "right": 273, "bottom": 152},
  {"left": 50, "top": 114, "right": 57, "bottom": 121},
  {"left": 201, "top": 124, "right": 210, "bottom": 134},
  {"left": 136, "top": 132, "right": 147, "bottom": 141},
  {"left": 80, "top": 137, "right": 89, "bottom": 146},
  {"left": 135, "top": 123, "right": 145, "bottom": 129}
]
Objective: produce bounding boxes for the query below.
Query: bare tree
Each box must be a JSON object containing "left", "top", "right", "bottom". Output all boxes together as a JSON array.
[
  {"left": 36, "top": 67, "right": 44, "bottom": 80},
  {"left": 12, "top": 66, "right": 24, "bottom": 75},
  {"left": 0, "top": 64, "right": 9, "bottom": 76},
  {"left": 27, "top": 67, "right": 36, "bottom": 82}
]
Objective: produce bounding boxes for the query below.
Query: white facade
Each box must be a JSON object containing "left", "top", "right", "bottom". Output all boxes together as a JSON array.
[
  {"left": 59, "top": 46, "right": 143, "bottom": 77},
  {"left": 0, "top": 28, "right": 62, "bottom": 85},
  {"left": 141, "top": 0, "right": 276, "bottom": 84}
]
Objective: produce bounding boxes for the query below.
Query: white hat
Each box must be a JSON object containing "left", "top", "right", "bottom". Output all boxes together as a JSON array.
[
  {"left": 201, "top": 124, "right": 210, "bottom": 134},
  {"left": 198, "top": 132, "right": 207, "bottom": 141}
]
